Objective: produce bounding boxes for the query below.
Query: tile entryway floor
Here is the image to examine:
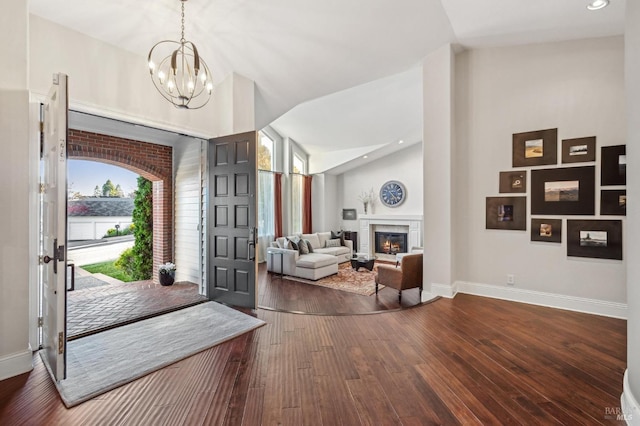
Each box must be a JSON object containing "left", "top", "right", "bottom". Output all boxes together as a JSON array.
[{"left": 67, "top": 268, "right": 207, "bottom": 339}]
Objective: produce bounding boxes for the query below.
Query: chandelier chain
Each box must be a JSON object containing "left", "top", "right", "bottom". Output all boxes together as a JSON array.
[{"left": 180, "top": 1, "right": 185, "bottom": 42}]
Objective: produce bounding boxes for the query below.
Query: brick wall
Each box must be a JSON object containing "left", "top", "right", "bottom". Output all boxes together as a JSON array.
[{"left": 68, "top": 129, "right": 173, "bottom": 284}]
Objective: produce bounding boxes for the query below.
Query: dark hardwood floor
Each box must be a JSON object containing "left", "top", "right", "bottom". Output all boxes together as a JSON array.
[
  {"left": 0, "top": 288, "right": 627, "bottom": 425},
  {"left": 258, "top": 262, "right": 422, "bottom": 314}
]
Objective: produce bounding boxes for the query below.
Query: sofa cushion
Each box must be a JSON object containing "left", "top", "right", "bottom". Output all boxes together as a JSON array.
[
  {"left": 325, "top": 238, "right": 342, "bottom": 248},
  {"left": 331, "top": 230, "right": 346, "bottom": 246},
  {"left": 302, "top": 239, "right": 314, "bottom": 253},
  {"left": 275, "top": 237, "right": 287, "bottom": 249},
  {"left": 302, "top": 233, "right": 321, "bottom": 250},
  {"left": 299, "top": 239, "right": 310, "bottom": 254},
  {"left": 316, "top": 246, "right": 350, "bottom": 257},
  {"left": 317, "top": 232, "right": 331, "bottom": 248},
  {"left": 296, "top": 253, "right": 337, "bottom": 269},
  {"left": 285, "top": 237, "right": 299, "bottom": 251}
]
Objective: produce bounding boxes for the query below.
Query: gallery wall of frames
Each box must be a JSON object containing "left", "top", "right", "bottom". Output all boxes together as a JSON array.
[{"left": 486, "top": 128, "right": 625, "bottom": 260}]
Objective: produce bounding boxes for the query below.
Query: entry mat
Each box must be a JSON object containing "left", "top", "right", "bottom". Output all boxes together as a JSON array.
[{"left": 41, "top": 302, "right": 264, "bottom": 407}]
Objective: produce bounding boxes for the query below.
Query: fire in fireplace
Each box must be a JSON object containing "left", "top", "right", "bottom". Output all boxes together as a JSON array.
[{"left": 374, "top": 232, "right": 408, "bottom": 254}]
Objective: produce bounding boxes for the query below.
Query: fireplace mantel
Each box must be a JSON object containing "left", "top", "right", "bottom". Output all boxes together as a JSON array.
[
  {"left": 360, "top": 215, "right": 423, "bottom": 222},
  {"left": 358, "top": 215, "right": 423, "bottom": 255}
]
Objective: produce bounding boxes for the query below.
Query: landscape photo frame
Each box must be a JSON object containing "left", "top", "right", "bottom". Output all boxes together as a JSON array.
[
  {"left": 567, "top": 219, "right": 623, "bottom": 260},
  {"left": 512, "top": 128, "right": 558, "bottom": 167},
  {"left": 486, "top": 196, "right": 527, "bottom": 230},
  {"left": 499, "top": 171, "right": 527, "bottom": 193},
  {"left": 600, "top": 190, "right": 626, "bottom": 216},
  {"left": 601, "top": 145, "right": 626, "bottom": 186},
  {"left": 531, "top": 166, "right": 595, "bottom": 215},
  {"left": 342, "top": 208, "right": 357, "bottom": 220},
  {"left": 562, "top": 136, "right": 596, "bottom": 164},
  {"left": 530, "top": 218, "right": 562, "bottom": 243}
]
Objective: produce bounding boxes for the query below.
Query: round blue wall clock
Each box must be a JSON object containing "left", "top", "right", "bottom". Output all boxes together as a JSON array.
[{"left": 380, "top": 180, "right": 406, "bottom": 207}]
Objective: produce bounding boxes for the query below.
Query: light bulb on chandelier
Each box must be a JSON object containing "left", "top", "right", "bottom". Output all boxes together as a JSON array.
[{"left": 148, "top": 0, "right": 213, "bottom": 109}]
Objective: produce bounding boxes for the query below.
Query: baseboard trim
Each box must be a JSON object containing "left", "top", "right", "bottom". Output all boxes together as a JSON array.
[
  {"left": 421, "top": 290, "right": 438, "bottom": 303},
  {"left": 0, "top": 348, "right": 33, "bottom": 381},
  {"left": 431, "top": 282, "right": 458, "bottom": 298},
  {"left": 622, "top": 370, "right": 640, "bottom": 425},
  {"left": 432, "top": 280, "right": 626, "bottom": 319}
]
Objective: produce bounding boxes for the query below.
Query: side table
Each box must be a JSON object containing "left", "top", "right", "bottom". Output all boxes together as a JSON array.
[{"left": 267, "top": 247, "right": 285, "bottom": 278}]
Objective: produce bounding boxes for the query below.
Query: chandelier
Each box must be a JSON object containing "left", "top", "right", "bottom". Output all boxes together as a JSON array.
[{"left": 148, "top": 0, "right": 213, "bottom": 109}]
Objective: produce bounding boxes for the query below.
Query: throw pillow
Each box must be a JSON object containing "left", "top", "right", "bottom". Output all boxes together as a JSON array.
[
  {"left": 303, "top": 239, "right": 314, "bottom": 253},
  {"left": 285, "top": 238, "right": 299, "bottom": 251},
  {"left": 325, "top": 238, "right": 342, "bottom": 248},
  {"left": 331, "top": 230, "right": 346, "bottom": 246},
  {"left": 299, "top": 240, "right": 310, "bottom": 254}
]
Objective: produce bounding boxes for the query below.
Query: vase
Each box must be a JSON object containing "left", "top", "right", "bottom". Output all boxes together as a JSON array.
[
  {"left": 364, "top": 202, "right": 368, "bottom": 214},
  {"left": 159, "top": 273, "right": 175, "bottom": 286}
]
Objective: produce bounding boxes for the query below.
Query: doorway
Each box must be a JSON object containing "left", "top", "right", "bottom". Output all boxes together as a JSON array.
[{"left": 58, "top": 112, "right": 209, "bottom": 339}]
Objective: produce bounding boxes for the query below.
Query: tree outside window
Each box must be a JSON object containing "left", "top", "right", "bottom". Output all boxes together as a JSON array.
[{"left": 258, "top": 132, "right": 274, "bottom": 171}]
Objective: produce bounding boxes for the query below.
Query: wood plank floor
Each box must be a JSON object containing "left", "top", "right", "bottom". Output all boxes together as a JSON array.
[
  {"left": 0, "top": 290, "right": 627, "bottom": 425},
  {"left": 258, "top": 263, "right": 422, "bottom": 314}
]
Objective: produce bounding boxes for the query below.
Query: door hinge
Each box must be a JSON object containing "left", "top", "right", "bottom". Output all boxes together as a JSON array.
[
  {"left": 38, "top": 317, "right": 43, "bottom": 327},
  {"left": 58, "top": 332, "right": 64, "bottom": 355},
  {"left": 39, "top": 183, "right": 45, "bottom": 194},
  {"left": 39, "top": 121, "right": 44, "bottom": 133}
]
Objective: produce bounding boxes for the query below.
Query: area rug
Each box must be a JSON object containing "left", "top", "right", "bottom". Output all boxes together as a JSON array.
[
  {"left": 284, "top": 262, "right": 386, "bottom": 296},
  {"left": 42, "top": 302, "right": 264, "bottom": 407}
]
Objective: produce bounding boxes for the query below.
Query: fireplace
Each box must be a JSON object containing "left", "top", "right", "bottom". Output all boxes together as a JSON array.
[{"left": 374, "top": 232, "right": 408, "bottom": 255}]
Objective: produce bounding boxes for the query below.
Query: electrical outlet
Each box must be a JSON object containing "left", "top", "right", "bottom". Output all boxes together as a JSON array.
[{"left": 507, "top": 274, "right": 515, "bottom": 285}]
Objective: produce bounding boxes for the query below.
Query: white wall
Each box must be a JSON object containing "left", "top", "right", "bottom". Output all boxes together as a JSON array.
[
  {"left": 453, "top": 37, "right": 626, "bottom": 308},
  {"left": 311, "top": 174, "right": 338, "bottom": 232},
  {"left": 0, "top": 0, "right": 33, "bottom": 381},
  {"left": 0, "top": 91, "right": 33, "bottom": 380},
  {"left": 623, "top": 2, "right": 640, "bottom": 420},
  {"left": 338, "top": 142, "right": 423, "bottom": 231},
  {"left": 423, "top": 45, "right": 454, "bottom": 297},
  {"left": 174, "top": 138, "right": 204, "bottom": 286}
]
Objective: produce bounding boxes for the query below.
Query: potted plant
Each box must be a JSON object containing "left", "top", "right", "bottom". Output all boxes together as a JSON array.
[{"left": 159, "top": 262, "right": 176, "bottom": 286}]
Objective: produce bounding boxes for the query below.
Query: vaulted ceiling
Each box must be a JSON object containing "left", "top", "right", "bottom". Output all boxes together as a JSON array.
[{"left": 30, "top": 0, "right": 626, "bottom": 173}]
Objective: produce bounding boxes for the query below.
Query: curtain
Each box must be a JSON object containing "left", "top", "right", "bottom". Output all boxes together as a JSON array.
[
  {"left": 303, "top": 175, "right": 313, "bottom": 234},
  {"left": 291, "top": 174, "right": 303, "bottom": 234},
  {"left": 257, "top": 171, "right": 275, "bottom": 262},
  {"left": 274, "top": 172, "right": 283, "bottom": 238}
]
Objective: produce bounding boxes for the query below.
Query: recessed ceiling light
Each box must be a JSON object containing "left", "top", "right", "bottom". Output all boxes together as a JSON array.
[
  {"left": 398, "top": 140, "right": 404, "bottom": 144},
  {"left": 587, "top": 0, "right": 609, "bottom": 11},
  {"left": 363, "top": 155, "right": 368, "bottom": 159}
]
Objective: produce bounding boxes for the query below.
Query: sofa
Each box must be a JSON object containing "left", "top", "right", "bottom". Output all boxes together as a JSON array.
[{"left": 266, "top": 232, "right": 353, "bottom": 280}]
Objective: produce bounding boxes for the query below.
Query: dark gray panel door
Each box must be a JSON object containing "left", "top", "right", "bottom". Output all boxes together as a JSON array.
[{"left": 207, "top": 131, "right": 257, "bottom": 308}]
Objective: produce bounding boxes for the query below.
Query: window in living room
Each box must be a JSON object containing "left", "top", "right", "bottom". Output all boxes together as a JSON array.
[
  {"left": 290, "top": 153, "right": 306, "bottom": 234},
  {"left": 257, "top": 170, "right": 275, "bottom": 262},
  {"left": 257, "top": 131, "right": 277, "bottom": 261},
  {"left": 258, "top": 132, "right": 274, "bottom": 171}
]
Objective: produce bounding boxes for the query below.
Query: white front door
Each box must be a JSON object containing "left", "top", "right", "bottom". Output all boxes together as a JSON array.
[{"left": 41, "top": 73, "right": 69, "bottom": 381}]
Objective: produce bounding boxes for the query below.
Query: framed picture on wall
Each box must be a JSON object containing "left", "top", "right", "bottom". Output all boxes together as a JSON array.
[
  {"left": 601, "top": 145, "right": 626, "bottom": 186},
  {"left": 530, "top": 166, "right": 595, "bottom": 215},
  {"left": 567, "top": 219, "right": 623, "bottom": 260},
  {"left": 512, "top": 128, "right": 558, "bottom": 167},
  {"left": 530, "top": 218, "right": 562, "bottom": 243},
  {"left": 562, "top": 136, "right": 596, "bottom": 163},
  {"left": 499, "top": 171, "right": 527, "bottom": 193},
  {"left": 342, "top": 209, "right": 357, "bottom": 220},
  {"left": 486, "top": 196, "right": 527, "bottom": 230},
  {"left": 600, "top": 190, "right": 626, "bottom": 216}
]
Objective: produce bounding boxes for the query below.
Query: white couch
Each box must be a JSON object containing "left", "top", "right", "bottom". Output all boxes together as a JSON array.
[{"left": 267, "top": 232, "right": 353, "bottom": 280}]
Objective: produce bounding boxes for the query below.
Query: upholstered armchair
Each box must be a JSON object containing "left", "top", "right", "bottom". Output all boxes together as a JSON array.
[{"left": 375, "top": 253, "right": 423, "bottom": 302}]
